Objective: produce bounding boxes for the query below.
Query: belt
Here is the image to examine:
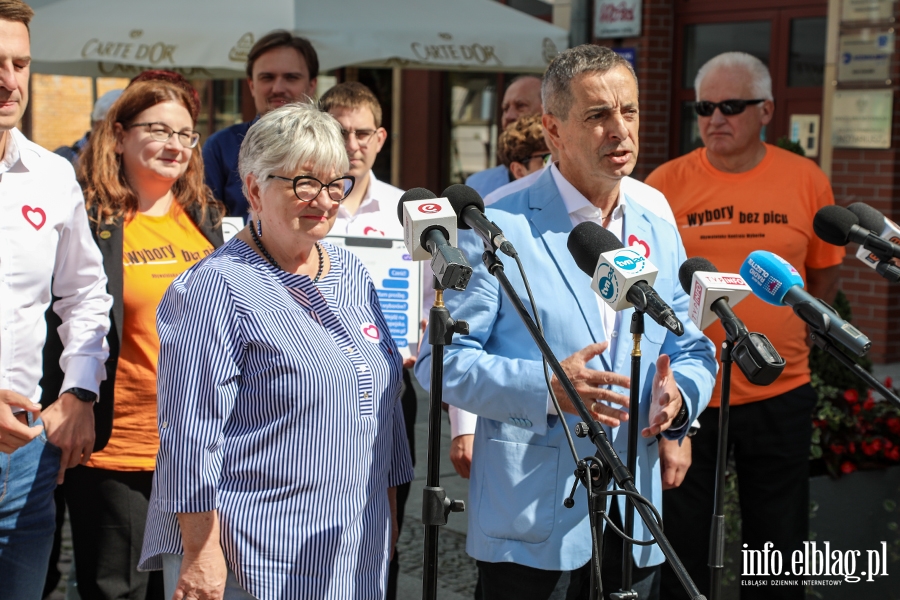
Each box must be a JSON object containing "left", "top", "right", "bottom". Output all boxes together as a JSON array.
[{"left": 14, "top": 412, "right": 29, "bottom": 425}]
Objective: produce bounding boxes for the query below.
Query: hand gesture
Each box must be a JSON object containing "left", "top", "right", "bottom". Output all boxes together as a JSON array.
[
  {"left": 642, "top": 354, "right": 683, "bottom": 438},
  {"left": 551, "top": 342, "right": 630, "bottom": 428}
]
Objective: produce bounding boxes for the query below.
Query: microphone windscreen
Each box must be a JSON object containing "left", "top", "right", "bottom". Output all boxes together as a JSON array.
[
  {"left": 397, "top": 188, "right": 437, "bottom": 223},
  {"left": 678, "top": 257, "right": 718, "bottom": 295},
  {"left": 442, "top": 184, "right": 485, "bottom": 230},
  {"left": 813, "top": 205, "right": 858, "bottom": 246},
  {"left": 847, "top": 202, "right": 885, "bottom": 233},
  {"left": 567, "top": 221, "right": 624, "bottom": 277},
  {"left": 739, "top": 250, "right": 804, "bottom": 306}
]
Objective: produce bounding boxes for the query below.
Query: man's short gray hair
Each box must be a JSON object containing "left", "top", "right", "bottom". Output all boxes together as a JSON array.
[
  {"left": 694, "top": 52, "right": 773, "bottom": 101},
  {"left": 239, "top": 102, "right": 348, "bottom": 198},
  {"left": 542, "top": 44, "right": 637, "bottom": 120}
]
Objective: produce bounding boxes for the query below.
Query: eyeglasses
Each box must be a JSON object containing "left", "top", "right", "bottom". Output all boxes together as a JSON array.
[
  {"left": 127, "top": 122, "right": 201, "bottom": 148},
  {"left": 694, "top": 99, "right": 765, "bottom": 117},
  {"left": 267, "top": 174, "right": 356, "bottom": 203},
  {"left": 340, "top": 128, "right": 377, "bottom": 147}
]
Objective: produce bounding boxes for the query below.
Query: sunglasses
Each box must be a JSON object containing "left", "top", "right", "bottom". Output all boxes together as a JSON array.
[{"left": 694, "top": 99, "right": 765, "bottom": 117}]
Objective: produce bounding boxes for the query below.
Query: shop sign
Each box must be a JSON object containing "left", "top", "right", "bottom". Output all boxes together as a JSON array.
[
  {"left": 838, "top": 29, "right": 894, "bottom": 82},
  {"left": 81, "top": 30, "right": 177, "bottom": 65},
  {"left": 841, "top": 0, "right": 895, "bottom": 22},
  {"left": 595, "top": 0, "right": 642, "bottom": 39},
  {"left": 832, "top": 89, "right": 893, "bottom": 149}
]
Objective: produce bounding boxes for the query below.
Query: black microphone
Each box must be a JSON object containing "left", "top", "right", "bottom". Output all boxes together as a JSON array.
[
  {"left": 678, "top": 257, "right": 784, "bottom": 385},
  {"left": 442, "top": 184, "right": 516, "bottom": 257},
  {"left": 567, "top": 221, "right": 684, "bottom": 336},
  {"left": 813, "top": 205, "right": 900, "bottom": 261},
  {"left": 397, "top": 187, "right": 473, "bottom": 291}
]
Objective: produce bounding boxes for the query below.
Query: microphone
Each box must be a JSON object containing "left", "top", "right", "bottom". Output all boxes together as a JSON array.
[
  {"left": 813, "top": 204, "right": 900, "bottom": 261},
  {"left": 679, "top": 257, "right": 784, "bottom": 385},
  {"left": 847, "top": 203, "right": 900, "bottom": 282},
  {"left": 397, "top": 188, "right": 472, "bottom": 291},
  {"left": 740, "top": 250, "right": 871, "bottom": 357},
  {"left": 442, "top": 184, "right": 516, "bottom": 257},
  {"left": 567, "top": 221, "right": 684, "bottom": 336}
]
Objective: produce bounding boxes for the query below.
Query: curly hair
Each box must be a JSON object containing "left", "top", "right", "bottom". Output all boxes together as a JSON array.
[
  {"left": 79, "top": 79, "right": 221, "bottom": 227},
  {"left": 497, "top": 114, "right": 548, "bottom": 168}
]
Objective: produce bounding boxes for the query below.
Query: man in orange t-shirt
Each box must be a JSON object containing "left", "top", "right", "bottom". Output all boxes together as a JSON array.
[{"left": 646, "top": 52, "right": 843, "bottom": 600}]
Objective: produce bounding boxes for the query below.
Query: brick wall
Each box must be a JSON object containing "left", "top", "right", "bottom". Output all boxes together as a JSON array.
[
  {"left": 29, "top": 75, "right": 135, "bottom": 152},
  {"left": 595, "top": 0, "right": 675, "bottom": 181}
]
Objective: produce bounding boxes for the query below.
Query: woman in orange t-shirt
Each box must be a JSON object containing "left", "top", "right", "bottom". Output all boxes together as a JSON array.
[{"left": 61, "top": 75, "right": 223, "bottom": 599}]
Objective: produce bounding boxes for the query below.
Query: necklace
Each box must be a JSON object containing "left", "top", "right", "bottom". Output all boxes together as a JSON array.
[{"left": 248, "top": 225, "right": 325, "bottom": 282}]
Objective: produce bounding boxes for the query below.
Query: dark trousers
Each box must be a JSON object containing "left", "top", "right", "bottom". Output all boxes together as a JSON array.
[
  {"left": 64, "top": 466, "right": 164, "bottom": 600},
  {"left": 659, "top": 384, "right": 817, "bottom": 600},
  {"left": 386, "top": 368, "right": 418, "bottom": 600},
  {"left": 476, "top": 502, "right": 660, "bottom": 600}
]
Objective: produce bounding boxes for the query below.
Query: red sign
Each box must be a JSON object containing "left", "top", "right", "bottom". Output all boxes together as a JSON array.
[{"left": 418, "top": 203, "right": 441, "bottom": 214}]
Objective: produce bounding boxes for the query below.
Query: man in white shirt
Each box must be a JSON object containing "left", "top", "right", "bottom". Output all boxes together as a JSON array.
[
  {"left": 320, "top": 81, "right": 414, "bottom": 600},
  {"left": 320, "top": 81, "right": 405, "bottom": 239},
  {"left": 0, "top": 4, "right": 112, "bottom": 598}
]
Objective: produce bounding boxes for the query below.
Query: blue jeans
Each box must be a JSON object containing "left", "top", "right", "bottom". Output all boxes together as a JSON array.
[{"left": 0, "top": 416, "right": 62, "bottom": 600}]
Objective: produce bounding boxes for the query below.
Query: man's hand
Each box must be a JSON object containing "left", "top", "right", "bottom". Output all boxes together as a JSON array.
[
  {"left": 0, "top": 389, "right": 43, "bottom": 453},
  {"left": 551, "top": 342, "right": 630, "bottom": 428},
  {"left": 402, "top": 356, "right": 416, "bottom": 369},
  {"left": 659, "top": 436, "right": 692, "bottom": 490},
  {"left": 41, "top": 392, "right": 96, "bottom": 483},
  {"left": 450, "top": 434, "right": 474, "bottom": 479},
  {"left": 642, "top": 354, "right": 683, "bottom": 438}
]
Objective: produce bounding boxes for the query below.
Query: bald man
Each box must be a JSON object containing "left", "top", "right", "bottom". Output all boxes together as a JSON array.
[{"left": 465, "top": 75, "right": 542, "bottom": 197}]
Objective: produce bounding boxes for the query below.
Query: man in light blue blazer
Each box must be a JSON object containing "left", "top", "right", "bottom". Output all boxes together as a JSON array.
[{"left": 414, "top": 45, "right": 716, "bottom": 600}]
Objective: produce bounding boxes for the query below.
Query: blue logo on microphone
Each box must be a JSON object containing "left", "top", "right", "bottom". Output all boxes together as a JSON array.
[
  {"left": 613, "top": 249, "right": 645, "bottom": 272},
  {"left": 595, "top": 263, "right": 617, "bottom": 301}
]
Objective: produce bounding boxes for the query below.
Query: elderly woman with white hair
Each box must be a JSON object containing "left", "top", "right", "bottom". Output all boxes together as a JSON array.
[{"left": 139, "top": 102, "right": 414, "bottom": 600}]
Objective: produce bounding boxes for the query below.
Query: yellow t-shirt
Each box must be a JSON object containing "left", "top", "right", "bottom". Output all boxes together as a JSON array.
[
  {"left": 88, "top": 202, "right": 214, "bottom": 471},
  {"left": 645, "top": 145, "right": 844, "bottom": 407}
]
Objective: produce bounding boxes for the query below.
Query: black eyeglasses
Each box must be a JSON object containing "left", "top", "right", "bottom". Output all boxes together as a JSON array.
[
  {"left": 267, "top": 174, "right": 355, "bottom": 203},
  {"left": 127, "top": 122, "right": 201, "bottom": 148},
  {"left": 694, "top": 99, "right": 765, "bottom": 117}
]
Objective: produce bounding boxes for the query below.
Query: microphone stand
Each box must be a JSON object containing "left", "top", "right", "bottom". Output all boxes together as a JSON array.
[
  {"left": 708, "top": 340, "right": 733, "bottom": 600},
  {"left": 481, "top": 250, "right": 707, "bottom": 600},
  {"left": 422, "top": 279, "right": 467, "bottom": 600},
  {"left": 809, "top": 332, "right": 900, "bottom": 409},
  {"left": 611, "top": 312, "right": 644, "bottom": 600}
]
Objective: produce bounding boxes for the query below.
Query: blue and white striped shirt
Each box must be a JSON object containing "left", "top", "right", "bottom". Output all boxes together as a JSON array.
[{"left": 139, "top": 239, "right": 414, "bottom": 600}]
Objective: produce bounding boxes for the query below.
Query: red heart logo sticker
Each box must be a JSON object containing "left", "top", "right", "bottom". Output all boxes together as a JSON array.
[
  {"left": 363, "top": 226, "right": 385, "bottom": 236},
  {"left": 627, "top": 235, "right": 650, "bottom": 259},
  {"left": 361, "top": 323, "right": 380, "bottom": 342},
  {"left": 22, "top": 206, "right": 46, "bottom": 230}
]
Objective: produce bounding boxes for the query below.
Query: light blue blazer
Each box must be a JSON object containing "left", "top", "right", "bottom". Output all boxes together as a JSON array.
[{"left": 414, "top": 170, "right": 717, "bottom": 570}]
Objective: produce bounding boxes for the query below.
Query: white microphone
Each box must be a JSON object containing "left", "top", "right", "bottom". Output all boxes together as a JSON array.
[
  {"left": 680, "top": 261, "right": 752, "bottom": 332},
  {"left": 397, "top": 188, "right": 472, "bottom": 291},
  {"left": 849, "top": 202, "right": 900, "bottom": 269},
  {"left": 567, "top": 221, "right": 684, "bottom": 336}
]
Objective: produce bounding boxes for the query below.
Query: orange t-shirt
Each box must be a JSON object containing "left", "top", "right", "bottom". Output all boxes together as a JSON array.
[
  {"left": 645, "top": 145, "right": 844, "bottom": 407},
  {"left": 88, "top": 202, "right": 214, "bottom": 471}
]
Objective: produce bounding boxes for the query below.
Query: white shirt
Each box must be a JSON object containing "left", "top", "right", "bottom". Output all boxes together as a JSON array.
[
  {"left": 331, "top": 171, "right": 404, "bottom": 239},
  {"left": 0, "top": 128, "right": 111, "bottom": 405},
  {"left": 449, "top": 166, "right": 678, "bottom": 438}
]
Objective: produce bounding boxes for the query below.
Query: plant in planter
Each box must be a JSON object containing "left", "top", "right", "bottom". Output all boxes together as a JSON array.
[{"left": 808, "top": 291, "right": 900, "bottom": 477}]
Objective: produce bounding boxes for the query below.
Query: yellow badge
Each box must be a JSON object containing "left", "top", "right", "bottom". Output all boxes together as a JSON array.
[{"left": 99, "top": 230, "right": 111, "bottom": 239}]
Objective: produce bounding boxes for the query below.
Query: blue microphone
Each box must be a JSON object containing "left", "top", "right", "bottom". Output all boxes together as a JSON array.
[{"left": 739, "top": 251, "right": 871, "bottom": 357}]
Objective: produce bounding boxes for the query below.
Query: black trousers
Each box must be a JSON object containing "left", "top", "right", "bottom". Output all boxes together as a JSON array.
[
  {"left": 476, "top": 502, "right": 661, "bottom": 600},
  {"left": 659, "top": 384, "right": 817, "bottom": 600},
  {"left": 64, "top": 466, "right": 164, "bottom": 600},
  {"left": 386, "top": 368, "right": 418, "bottom": 600}
]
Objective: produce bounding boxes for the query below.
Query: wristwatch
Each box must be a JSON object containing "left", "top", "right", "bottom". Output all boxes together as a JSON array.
[{"left": 63, "top": 387, "right": 98, "bottom": 404}]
